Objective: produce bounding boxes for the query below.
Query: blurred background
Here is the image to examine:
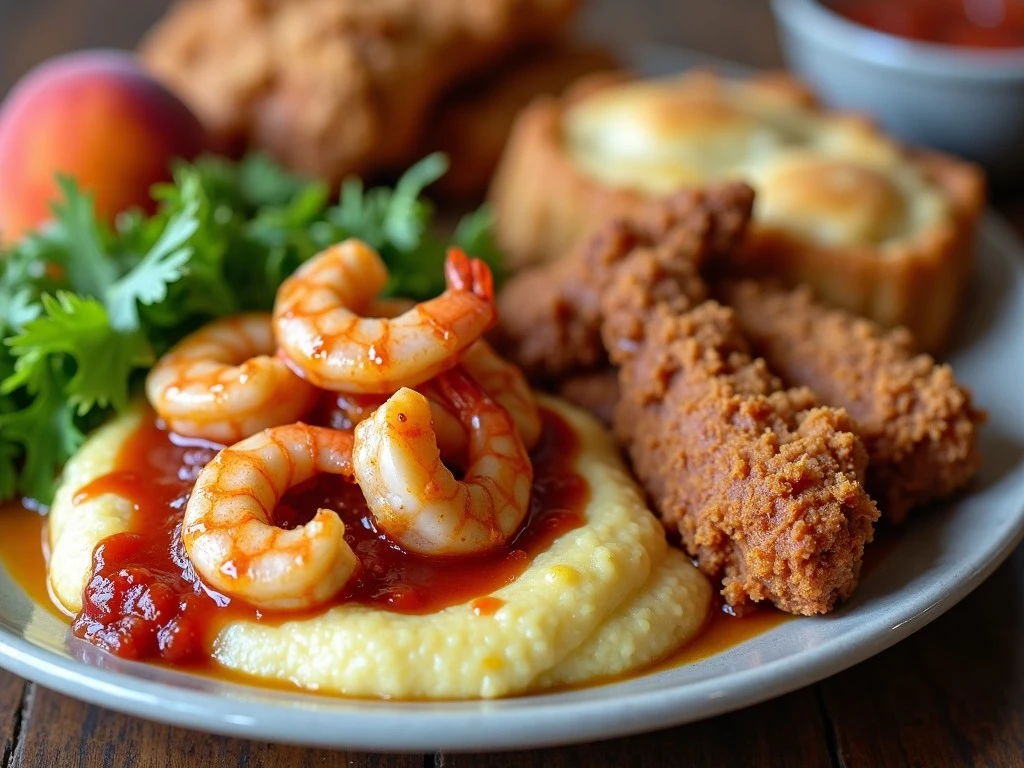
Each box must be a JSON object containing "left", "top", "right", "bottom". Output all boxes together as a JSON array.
[
  {"left": 7, "top": 0, "right": 1023, "bottom": 187},
  {"left": 0, "top": 0, "right": 782, "bottom": 95}
]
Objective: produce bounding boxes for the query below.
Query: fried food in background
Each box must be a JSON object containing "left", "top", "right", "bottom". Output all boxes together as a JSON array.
[
  {"left": 489, "top": 69, "right": 985, "bottom": 352},
  {"left": 720, "top": 280, "right": 985, "bottom": 524},
  {"left": 140, "top": 0, "right": 580, "bottom": 185},
  {"left": 416, "top": 44, "right": 618, "bottom": 198},
  {"left": 555, "top": 369, "right": 619, "bottom": 426},
  {"left": 496, "top": 183, "right": 753, "bottom": 381},
  {"left": 585, "top": 189, "right": 879, "bottom": 615}
]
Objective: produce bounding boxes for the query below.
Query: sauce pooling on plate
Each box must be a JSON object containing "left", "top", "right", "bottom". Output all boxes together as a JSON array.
[
  {"left": 824, "top": 0, "right": 1024, "bottom": 49},
  {"left": 0, "top": 502, "right": 791, "bottom": 691},
  {"left": 68, "top": 406, "right": 587, "bottom": 664}
]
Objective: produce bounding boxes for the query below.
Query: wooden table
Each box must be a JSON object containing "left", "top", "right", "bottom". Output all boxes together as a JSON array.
[{"left": 1, "top": 1, "right": 1022, "bottom": 765}]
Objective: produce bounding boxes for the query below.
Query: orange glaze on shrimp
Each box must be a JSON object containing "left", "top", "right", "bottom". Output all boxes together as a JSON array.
[
  {"left": 442, "top": 340, "right": 541, "bottom": 451},
  {"left": 323, "top": 340, "right": 542, "bottom": 465},
  {"left": 273, "top": 239, "right": 496, "bottom": 393},
  {"left": 352, "top": 367, "right": 533, "bottom": 556},
  {"left": 182, "top": 424, "right": 359, "bottom": 610},
  {"left": 145, "top": 313, "right": 319, "bottom": 443},
  {"left": 329, "top": 299, "right": 539, "bottom": 455}
]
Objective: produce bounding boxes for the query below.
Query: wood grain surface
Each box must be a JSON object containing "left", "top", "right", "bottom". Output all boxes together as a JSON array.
[
  {"left": 0, "top": 670, "right": 25, "bottom": 766},
  {"left": 0, "top": 0, "right": 1022, "bottom": 766},
  {"left": 7, "top": 681, "right": 422, "bottom": 768},
  {"left": 439, "top": 689, "right": 834, "bottom": 767}
]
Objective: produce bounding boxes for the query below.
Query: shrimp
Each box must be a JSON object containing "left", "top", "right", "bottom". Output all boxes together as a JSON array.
[
  {"left": 454, "top": 340, "right": 542, "bottom": 450},
  {"left": 183, "top": 424, "right": 358, "bottom": 610},
  {"left": 324, "top": 390, "right": 468, "bottom": 459},
  {"left": 323, "top": 341, "right": 541, "bottom": 460},
  {"left": 353, "top": 368, "right": 534, "bottom": 556},
  {"left": 343, "top": 299, "right": 538, "bottom": 453},
  {"left": 273, "top": 239, "right": 496, "bottom": 393},
  {"left": 146, "top": 313, "right": 319, "bottom": 443}
]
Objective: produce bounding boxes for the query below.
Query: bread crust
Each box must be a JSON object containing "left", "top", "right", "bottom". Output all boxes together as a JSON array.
[{"left": 488, "top": 70, "right": 985, "bottom": 352}]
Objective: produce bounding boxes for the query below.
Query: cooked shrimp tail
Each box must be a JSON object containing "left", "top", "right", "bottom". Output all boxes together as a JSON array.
[
  {"left": 183, "top": 424, "right": 359, "bottom": 610},
  {"left": 445, "top": 247, "right": 494, "bottom": 303},
  {"left": 352, "top": 367, "right": 534, "bottom": 556}
]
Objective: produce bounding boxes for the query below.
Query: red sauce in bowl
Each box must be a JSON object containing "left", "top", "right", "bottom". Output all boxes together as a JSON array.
[
  {"left": 68, "top": 407, "right": 587, "bottom": 665},
  {"left": 823, "top": 0, "right": 1024, "bottom": 49}
]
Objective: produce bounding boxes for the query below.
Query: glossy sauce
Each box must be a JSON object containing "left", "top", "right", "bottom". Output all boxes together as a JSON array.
[
  {"left": 0, "top": 504, "right": 63, "bottom": 620},
  {"left": 824, "top": 0, "right": 1024, "bottom": 49},
  {"left": 0, "top": 495, "right": 809, "bottom": 690},
  {"left": 67, "top": 407, "right": 587, "bottom": 664},
  {"left": 0, "top": 496, "right": 796, "bottom": 685},
  {"left": 653, "top": 605, "right": 790, "bottom": 671},
  {"left": 0, "top": 410, "right": 837, "bottom": 687}
]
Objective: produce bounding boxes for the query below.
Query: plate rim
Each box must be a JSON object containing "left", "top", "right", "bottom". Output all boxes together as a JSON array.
[
  {"left": 0, "top": 210, "right": 1021, "bottom": 751},
  {"left": 1, "top": 506, "right": 1022, "bottom": 753},
  {"left": 1, "top": 44, "right": 1023, "bottom": 749}
]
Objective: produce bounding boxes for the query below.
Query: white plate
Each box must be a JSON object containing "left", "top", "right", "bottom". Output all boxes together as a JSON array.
[{"left": 2, "top": 53, "right": 1024, "bottom": 754}]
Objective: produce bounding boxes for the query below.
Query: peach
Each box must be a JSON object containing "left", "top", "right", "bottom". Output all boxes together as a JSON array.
[{"left": 0, "top": 50, "right": 207, "bottom": 244}]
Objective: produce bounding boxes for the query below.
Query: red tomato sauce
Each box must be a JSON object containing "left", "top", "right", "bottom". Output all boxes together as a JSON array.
[
  {"left": 823, "top": 0, "right": 1024, "bottom": 49},
  {"left": 69, "top": 406, "right": 587, "bottom": 665}
]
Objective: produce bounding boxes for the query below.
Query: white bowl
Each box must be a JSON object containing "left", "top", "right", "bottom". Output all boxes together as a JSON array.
[{"left": 771, "top": 0, "right": 1024, "bottom": 174}]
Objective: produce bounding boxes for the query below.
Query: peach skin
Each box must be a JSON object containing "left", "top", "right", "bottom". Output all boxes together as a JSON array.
[{"left": 0, "top": 49, "right": 207, "bottom": 244}]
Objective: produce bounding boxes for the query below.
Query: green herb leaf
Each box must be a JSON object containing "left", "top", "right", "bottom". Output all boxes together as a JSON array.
[
  {"left": 0, "top": 363, "right": 83, "bottom": 504},
  {"left": 48, "top": 177, "right": 119, "bottom": 299},
  {"left": 5, "top": 292, "right": 152, "bottom": 414},
  {"left": 105, "top": 176, "right": 200, "bottom": 331},
  {"left": 0, "top": 151, "right": 504, "bottom": 506},
  {"left": 384, "top": 153, "right": 447, "bottom": 250}
]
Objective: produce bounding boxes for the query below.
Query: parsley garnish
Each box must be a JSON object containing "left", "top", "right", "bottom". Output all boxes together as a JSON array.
[{"left": 0, "top": 152, "right": 501, "bottom": 505}]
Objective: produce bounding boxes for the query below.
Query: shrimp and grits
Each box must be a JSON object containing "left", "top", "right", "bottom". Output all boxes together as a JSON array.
[{"left": 45, "top": 238, "right": 712, "bottom": 699}]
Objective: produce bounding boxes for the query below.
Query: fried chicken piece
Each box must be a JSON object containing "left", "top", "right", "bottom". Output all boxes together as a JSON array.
[
  {"left": 720, "top": 280, "right": 985, "bottom": 523},
  {"left": 556, "top": 369, "right": 619, "bottom": 426},
  {"left": 494, "top": 251, "right": 606, "bottom": 381},
  {"left": 611, "top": 303, "right": 879, "bottom": 615},
  {"left": 499, "top": 183, "right": 879, "bottom": 613},
  {"left": 583, "top": 203, "right": 880, "bottom": 615},
  {"left": 495, "top": 183, "right": 754, "bottom": 381},
  {"left": 140, "top": 0, "right": 579, "bottom": 182},
  {"left": 416, "top": 44, "right": 618, "bottom": 198}
]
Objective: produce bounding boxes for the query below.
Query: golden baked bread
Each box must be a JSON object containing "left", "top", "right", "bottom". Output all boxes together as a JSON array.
[
  {"left": 489, "top": 70, "right": 985, "bottom": 352},
  {"left": 140, "top": 0, "right": 580, "bottom": 183}
]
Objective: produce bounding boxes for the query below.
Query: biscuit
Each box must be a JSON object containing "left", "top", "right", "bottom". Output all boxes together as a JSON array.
[{"left": 489, "top": 70, "right": 984, "bottom": 352}]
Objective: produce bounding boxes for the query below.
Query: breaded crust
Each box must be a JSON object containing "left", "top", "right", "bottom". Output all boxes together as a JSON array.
[
  {"left": 720, "top": 280, "right": 985, "bottom": 523},
  {"left": 585, "top": 201, "right": 880, "bottom": 615},
  {"left": 499, "top": 183, "right": 878, "bottom": 614},
  {"left": 495, "top": 183, "right": 754, "bottom": 381},
  {"left": 140, "top": 0, "right": 579, "bottom": 182},
  {"left": 612, "top": 303, "right": 879, "bottom": 615}
]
